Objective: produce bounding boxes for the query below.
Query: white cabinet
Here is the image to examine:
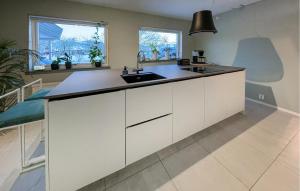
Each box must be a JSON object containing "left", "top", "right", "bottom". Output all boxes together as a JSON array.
[
  {"left": 126, "top": 84, "right": 172, "bottom": 127},
  {"left": 204, "top": 71, "right": 245, "bottom": 128},
  {"left": 47, "top": 91, "right": 125, "bottom": 191},
  {"left": 172, "top": 78, "right": 205, "bottom": 142},
  {"left": 126, "top": 115, "right": 172, "bottom": 165},
  {"left": 46, "top": 70, "right": 245, "bottom": 191}
]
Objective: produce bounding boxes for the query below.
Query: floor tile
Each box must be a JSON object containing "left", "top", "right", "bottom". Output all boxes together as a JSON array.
[
  {"left": 78, "top": 178, "right": 105, "bottom": 191},
  {"left": 254, "top": 111, "right": 299, "bottom": 141},
  {"left": 212, "top": 138, "right": 274, "bottom": 188},
  {"left": 278, "top": 132, "right": 300, "bottom": 174},
  {"left": 107, "top": 162, "right": 177, "bottom": 191},
  {"left": 192, "top": 123, "right": 220, "bottom": 142},
  {"left": 9, "top": 167, "right": 45, "bottom": 191},
  {"left": 162, "top": 143, "right": 247, "bottom": 191},
  {"left": 235, "top": 125, "right": 289, "bottom": 159},
  {"left": 195, "top": 110, "right": 269, "bottom": 154},
  {"left": 161, "top": 143, "right": 209, "bottom": 177},
  {"left": 30, "top": 141, "right": 45, "bottom": 159},
  {"left": 196, "top": 119, "right": 251, "bottom": 154},
  {"left": 105, "top": 153, "right": 160, "bottom": 188},
  {"left": 29, "top": 172, "right": 45, "bottom": 191},
  {"left": 0, "top": 122, "right": 42, "bottom": 189},
  {"left": 251, "top": 160, "right": 300, "bottom": 191},
  {"left": 157, "top": 136, "right": 195, "bottom": 160},
  {"left": 244, "top": 101, "right": 276, "bottom": 122},
  {"left": 196, "top": 125, "right": 232, "bottom": 153}
]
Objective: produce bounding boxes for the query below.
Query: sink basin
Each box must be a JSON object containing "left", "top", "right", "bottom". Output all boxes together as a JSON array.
[{"left": 121, "top": 72, "right": 166, "bottom": 83}]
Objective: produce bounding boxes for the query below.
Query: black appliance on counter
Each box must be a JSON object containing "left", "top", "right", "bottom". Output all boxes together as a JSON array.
[
  {"left": 182, "top": 66, "right": 224, "bottom": 74},
  {"left": 177, "top": 59, "right": 190, "bottom": 66},
  {"left": 192, "top": 50, "right": 207, "bottom": 64}
]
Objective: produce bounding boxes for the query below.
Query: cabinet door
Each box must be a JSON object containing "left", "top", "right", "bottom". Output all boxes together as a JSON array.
[
  {"left": 126, "top": 115, "right": 172, "bottom": 165},
  {"left": 205, "top": 71, "right": 245, "bottom": 128},
  {"left": 226, "top": 71, "right": 246, "bottom": 116},
  {"left": 48, "top": 91, "right": 125, "bottom": 191},
  {"left": 126, "top": 84, "right": 172, "bottom": 127},
  {"left": 173, "top": 78, "right": 205, "bottom": 142}
]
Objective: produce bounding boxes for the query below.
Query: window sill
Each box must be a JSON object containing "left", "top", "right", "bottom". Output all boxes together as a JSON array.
[
  {"left": 139, "top": 59, "right": 177, "bottom": 64},
  {"left": 25, "top": 66, "right": 110, "bottom": 75}
]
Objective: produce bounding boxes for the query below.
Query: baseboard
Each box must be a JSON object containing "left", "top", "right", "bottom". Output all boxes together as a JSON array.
[{"left": 246, "top": 97, "right": 300, "bottom": 117}]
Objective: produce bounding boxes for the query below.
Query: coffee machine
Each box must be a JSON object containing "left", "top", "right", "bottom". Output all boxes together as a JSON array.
[{"left": 192, "top": 50, "right": 207, "bottom": 64}]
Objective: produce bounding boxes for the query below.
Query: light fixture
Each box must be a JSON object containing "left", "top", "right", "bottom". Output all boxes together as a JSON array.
[{"left": 189, "top": 10, "right": 218, "bottom": 35}]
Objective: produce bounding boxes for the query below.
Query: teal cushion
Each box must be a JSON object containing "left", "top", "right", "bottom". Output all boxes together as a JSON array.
[
  {"left": 0, "top": 99, "right": 44, "bottom": 129},
  {"left": 25, "top": 88, "right": 52, "bottom": 101}
]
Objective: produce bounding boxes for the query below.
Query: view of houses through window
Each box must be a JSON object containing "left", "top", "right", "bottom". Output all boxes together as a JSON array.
[
  {"left": 29, "top": 17, "right": 107, "bottom": 71},
  {"left": 139, "top": 28, "right": 181, "bottom": 62},
  {"left": 29, "top": 18, "right": 182, "bottom": 71}
]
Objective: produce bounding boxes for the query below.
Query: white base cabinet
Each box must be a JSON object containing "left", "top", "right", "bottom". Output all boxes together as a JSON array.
[
  {"left": 46, "top": 71, "right": 245, "bottom": 191},
  {"left": 47, "top": 91, "right": 125, "bottom": 191},
  {"left": 172, "top": 78, "right": 205, "bottom": 142},
  {"left": 126, "top": 114, "right": 172, "bottom": 165},
  {"left": 205, "top": 71, "right": 245, "bottom": 127}
]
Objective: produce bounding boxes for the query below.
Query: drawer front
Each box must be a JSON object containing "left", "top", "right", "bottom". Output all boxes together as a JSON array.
[
  {"left": 126, "top": 115, "right": 172, "bottom": 165},
  {"left": 126, "top": 84, "right": 172, "bottom": 127}
]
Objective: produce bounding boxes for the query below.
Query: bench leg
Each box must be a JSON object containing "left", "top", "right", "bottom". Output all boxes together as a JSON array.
[
  {"left": 19, "top": 125, "right": 26, "bottom": 170},
  {"left": 19, "top": 122, "right": 45, "bottom": 173},
  {"left": 40, "top": 121, "right": 45, "bottom": 142}
]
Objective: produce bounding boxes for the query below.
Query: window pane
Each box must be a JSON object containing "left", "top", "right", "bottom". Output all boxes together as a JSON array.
[
  {"left": 37, "top": 21, "right": 106, "bottom": 66},
  {"left": 139, "top": 30, "right": 179, "bottom": 61}
]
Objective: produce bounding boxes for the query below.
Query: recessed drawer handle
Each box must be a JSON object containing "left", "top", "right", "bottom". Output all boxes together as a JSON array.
[{"left": 126, "top": 113, "right": 172, "bottom": 129}]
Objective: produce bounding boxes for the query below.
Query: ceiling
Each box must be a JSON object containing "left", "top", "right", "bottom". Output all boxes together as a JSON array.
[{"left": 67, "top": 0, "right": 262, "bottom": 20}]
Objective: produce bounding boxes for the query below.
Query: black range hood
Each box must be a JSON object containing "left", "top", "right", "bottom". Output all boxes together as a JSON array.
[{"left": 189, "top": 10, "right": 218, "bottom": 35}]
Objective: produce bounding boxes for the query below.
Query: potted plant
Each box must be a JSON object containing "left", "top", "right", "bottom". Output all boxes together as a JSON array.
[
  {"left": 51, "top": 57, "right": 61, "bottom": 70},
  {"left": 163, "top": 47, "right": 171, "bottom": 60},
  {"left": 62, "top": 53, "right": 72, "bottom": 69},
  {"left": 0, "top": 40, "right": 39, "bottom": 112},
  {"left": 149, "top": 43, "right": 159, "bottom": 61},
  {"left": 162, "top": 37, "right": 171, "bottom": 60},
  {"left": 89, "top": 26, "right": 103, "bottom": 67}
]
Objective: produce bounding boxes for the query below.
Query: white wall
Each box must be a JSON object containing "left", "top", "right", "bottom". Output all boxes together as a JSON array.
[
  {"left": 0, "top": 0, "right": 196, "bottom": 83},
  {"left": 196, "top": 0, "right": 299, "bottom": 113}
]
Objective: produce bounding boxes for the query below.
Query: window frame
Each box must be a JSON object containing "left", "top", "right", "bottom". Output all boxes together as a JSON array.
[
  {"left": 138, "top": 27, "right": 182, "bottom": 62},
  {"left": 28, "top": 15, "right": 109, "bottom": 71}
]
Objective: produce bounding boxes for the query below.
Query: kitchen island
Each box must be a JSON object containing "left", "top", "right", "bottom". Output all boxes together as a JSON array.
[{"left": 45, "top": 64, "right": 245, "bottom": 191}]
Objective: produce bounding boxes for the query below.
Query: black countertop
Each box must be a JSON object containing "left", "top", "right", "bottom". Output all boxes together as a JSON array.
[{"left": 45, "top": 64, "right": 245, "bottom": 101}]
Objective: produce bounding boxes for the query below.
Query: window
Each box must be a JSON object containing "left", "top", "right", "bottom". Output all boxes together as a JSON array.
[
  {"left": 29, "top": 16, "right": 108, "bottom": 71},
  {"left": 139, "top": 28, "right": 181, "bottom": 62}
]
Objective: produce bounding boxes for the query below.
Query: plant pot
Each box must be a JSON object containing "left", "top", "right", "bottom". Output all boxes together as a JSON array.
[
  {"left": 152, "top": 52, "right": 158, "bottom": 60},
  {"left": 95, "top": 61, "right": 102, "bottom": 67},
  {"left": 51, "top": 63, "right": 59, "bottom": 70},
  {"left": 65, "top": 62, "right": 72, "bottom": 69}
]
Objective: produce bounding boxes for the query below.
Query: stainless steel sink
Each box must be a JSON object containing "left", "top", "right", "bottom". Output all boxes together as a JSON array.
[{"left": 121, "top": 72, "right": 166, "bottom": 83}]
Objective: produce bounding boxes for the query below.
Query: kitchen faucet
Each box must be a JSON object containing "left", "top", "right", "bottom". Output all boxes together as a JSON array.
[{"left": 133, "top": 50, "right": 144, "bottom": 74}]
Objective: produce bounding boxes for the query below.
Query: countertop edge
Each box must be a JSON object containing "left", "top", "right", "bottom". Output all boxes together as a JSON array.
[{"left": 45, "top": 67, "right": 245, "bottom": 102}]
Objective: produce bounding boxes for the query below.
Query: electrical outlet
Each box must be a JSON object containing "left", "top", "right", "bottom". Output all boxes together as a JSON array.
[{"left": 258, "top": 94, "right": 265, "bottom": 100}]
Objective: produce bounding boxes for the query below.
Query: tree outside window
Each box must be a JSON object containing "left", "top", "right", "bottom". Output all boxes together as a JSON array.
[{"left": 139, "top": 29, "right": 181, "bottom": 62}]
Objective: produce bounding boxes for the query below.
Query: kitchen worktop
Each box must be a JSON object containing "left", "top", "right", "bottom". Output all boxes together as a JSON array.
[{"left": 45, "top": 64, "right": 245, "bottom": 101}]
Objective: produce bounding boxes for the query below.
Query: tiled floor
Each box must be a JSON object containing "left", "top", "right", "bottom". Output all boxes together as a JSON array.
[
  {"left": 0, "top": 122, "right": 43, "bottom": 191},
  {"left": 8, "top": 100, "right": 300, "bottom": 191}
]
